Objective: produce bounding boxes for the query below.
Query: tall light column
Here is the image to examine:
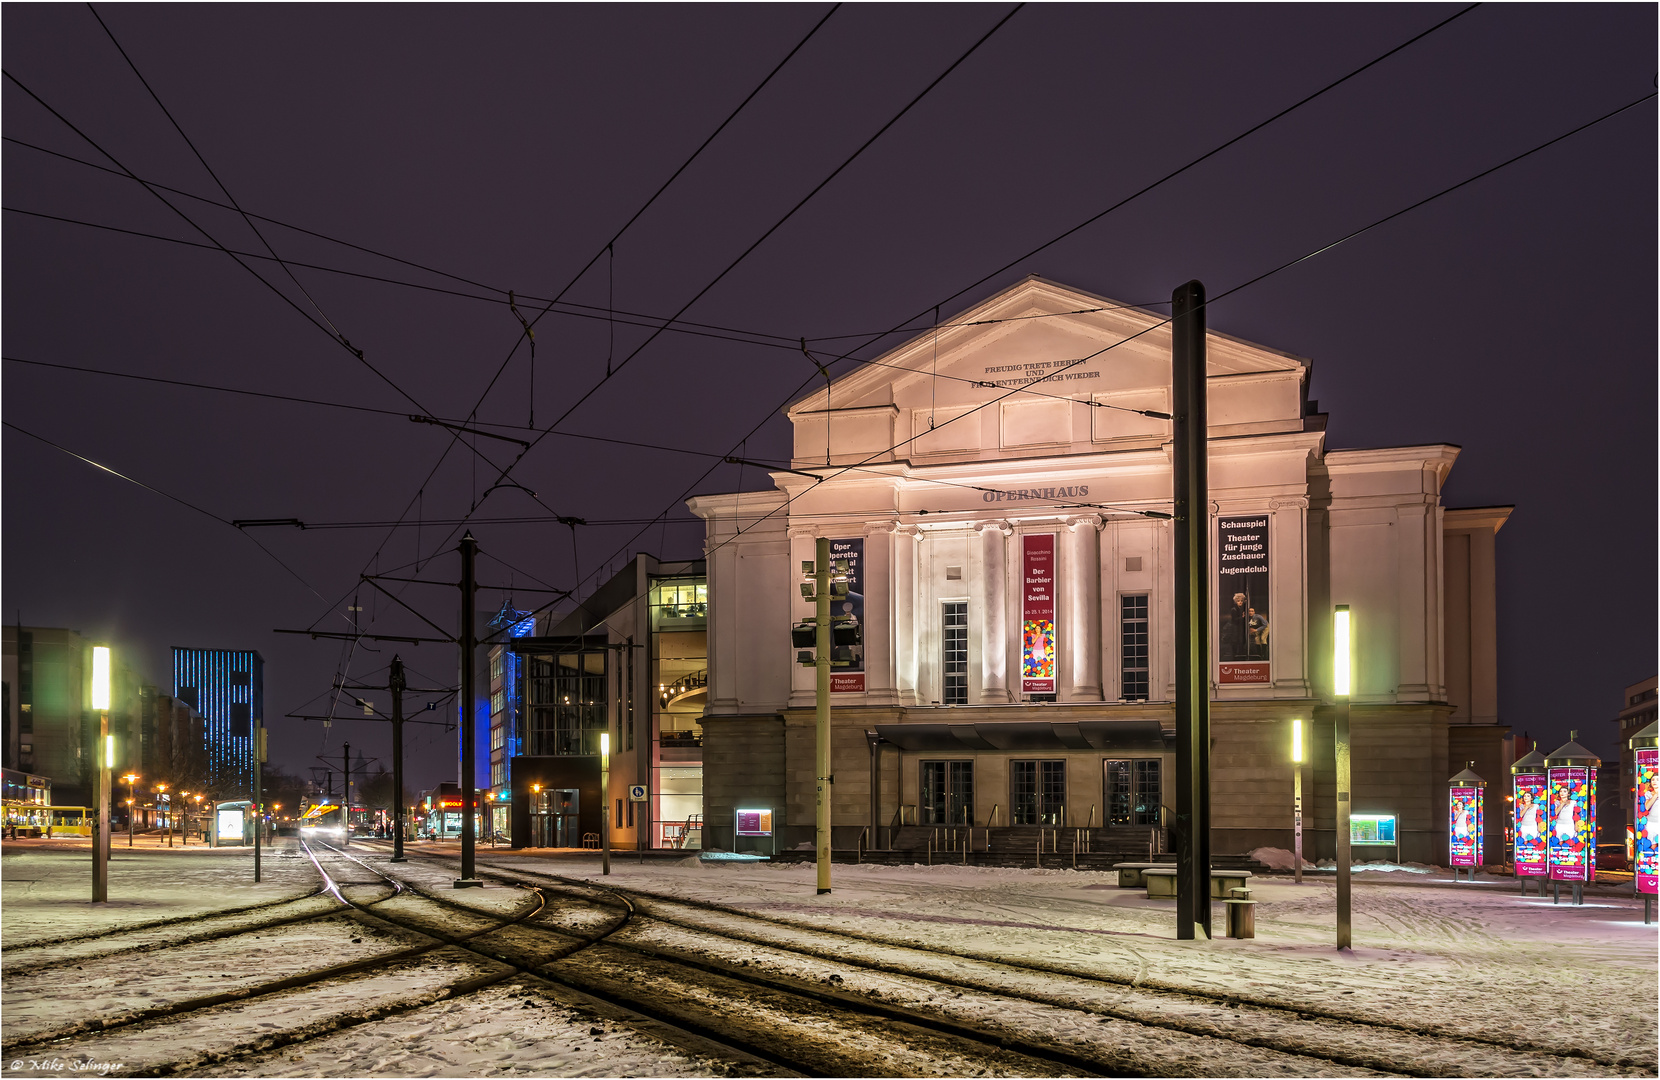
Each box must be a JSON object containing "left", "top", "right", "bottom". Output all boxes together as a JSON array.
[
  {"left": 92, "top": 645, "right": 112, "bottom": 903},
  {"left": 1292, "top": 719, "right": 1304, "bottom": 885},
  {"left": 815, "top": 538, "right": 833, "bottom": 895},
  {"left": 1333, "top": 605, "right": 1353, "bottom": 950},
  {"left": 600, "top": 732, "right": 612, "bottom": 875}
]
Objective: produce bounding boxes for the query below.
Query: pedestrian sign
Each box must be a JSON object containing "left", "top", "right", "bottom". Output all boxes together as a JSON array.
[{"left": 628, "top": 785, "right": 647, "bottom": 802}]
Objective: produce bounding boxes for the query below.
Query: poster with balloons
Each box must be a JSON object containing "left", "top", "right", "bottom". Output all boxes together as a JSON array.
[
  {"left": 1512, "top": 773, "right": 1549, "bottom": 877},
  {"left": 1449, "top": 786, "right": 1483, "bottom": 867},
  {"left": 1636, "top": 747, "right": 1657, "bottom": 896},
  {"left": 1547, "top": 766, "right": 1595, "bottom": 883}
]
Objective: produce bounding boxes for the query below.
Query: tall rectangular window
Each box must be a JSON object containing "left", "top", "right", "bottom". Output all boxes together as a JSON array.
[
  {"left": 1105, "top": 758, "right": 1162, "bottom": 825},
  {"left": 1120, "top": 594, "right": 1149, "bottom": 701},
  {"left": 921, "top": 760, "right": 973, "bottom": 824},
  {"left": 942, "top": 602, "right": 968, "bottom": 705},
  {"left": 1011, "top": 760, "right": 1066, "bottom": 825}
]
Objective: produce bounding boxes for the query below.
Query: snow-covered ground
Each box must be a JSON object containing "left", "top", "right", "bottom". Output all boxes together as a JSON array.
[
  {"left": 4, "top": 839, "right": 1655, "bottom": 1076},
  {"left": 480, "top": 846, "right": 1659, "bottom": 1067}
]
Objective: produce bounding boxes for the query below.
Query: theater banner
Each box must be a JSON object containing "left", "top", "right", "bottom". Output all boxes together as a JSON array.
[
  {"left": 1547, "top": 766, "right": 1594, "bottom": 883},
  {"left": 1449, "top": 786, "right": 1483, "bottom": 867},
  {"left": 829, "top": 537, "right": 865, "bottom": 693},
  {"left": 1636, "top": 747, "right": 1657, "bottom": 895},
  {"left": 1021, "top": 533, "right": 1056, "bottom": 694},
  {"left": 1512, "top": 772, "right": 1549, "bottom": 877},
  {"left": 1218, "top": 515, "right": 1270, "bottom": 684}
]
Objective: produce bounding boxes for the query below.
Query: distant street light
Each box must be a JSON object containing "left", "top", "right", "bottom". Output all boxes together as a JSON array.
[
  {"left": 1291, "top": 719, "right": 1304, "bottom": 885},
  {"left": 122, "top": 774, "right": 140, "bottom": 847},
  {"left": 157, "top": 783, "right": 171, "bottom": 848}
]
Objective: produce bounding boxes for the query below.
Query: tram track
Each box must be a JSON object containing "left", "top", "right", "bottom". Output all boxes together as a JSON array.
[{"left": 419, "top": 846, "right": 1647, "bottom": 1078}]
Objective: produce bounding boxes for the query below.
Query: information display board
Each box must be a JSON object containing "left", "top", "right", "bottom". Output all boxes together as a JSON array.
[
  {"left": 1021, "top": 534, "right": 1056, "bottom": 694},
  {"left": 1512, "top": 773, "right": 1550, "bottom": 877},
  {"left": 735, "top": 808, "right": 774, "bottom": 837},
  {"left": 216, "top": 808, "right": 243, "bottom": 843},
  {"left": 1350, "top": 814, "right": 1396, "bottom": 845},
  {"left": 1449, "top": 787, "right": 1483, "bottom": 867},
  {"left": 1547, "top": 766, "right": 1595, "bottom": 883},
  {"left": 1636, "top": 747, "right": 1657, "bottom": 896}
]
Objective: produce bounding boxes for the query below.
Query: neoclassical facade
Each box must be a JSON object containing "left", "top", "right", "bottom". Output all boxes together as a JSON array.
[{"left": 689, "top": 277, "right": 1510, "bottom": 864}]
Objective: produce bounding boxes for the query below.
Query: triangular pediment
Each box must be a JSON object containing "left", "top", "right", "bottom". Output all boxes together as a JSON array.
[{"left": 787, "top": 277, "right": 1310, "bottom": 467}]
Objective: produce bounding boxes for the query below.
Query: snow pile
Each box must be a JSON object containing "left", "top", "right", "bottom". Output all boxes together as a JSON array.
[{"left": 1247, "top": 846, "right": 1312, "bottom": 871}]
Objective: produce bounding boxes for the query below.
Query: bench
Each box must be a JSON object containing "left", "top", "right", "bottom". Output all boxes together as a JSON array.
[
  {"left": 1112, "top": 862, "right": 1170, "bottom": 888},
  {"left": 1142, "top": 868, "right": 1255, "bottom": 899}
]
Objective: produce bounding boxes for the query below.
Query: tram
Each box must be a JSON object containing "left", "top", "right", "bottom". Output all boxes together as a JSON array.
[{"left": 3, "top": 803, "right": 92, "bottom": 838}]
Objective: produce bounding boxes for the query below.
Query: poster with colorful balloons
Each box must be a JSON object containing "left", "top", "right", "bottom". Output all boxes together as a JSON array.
[
  {"left": 1547, "top": 766, "right": 1595, "bottom": 883},
  {"left": 1636, "top": 747, "right": 1657, "bottom": 896},
  {"left": 1512, "top": 773, "right": 1549, "bottom": 877},
  {"left": 1021, "top": 533, "right": 1056, "bottom": 694},
  {"left": 1449, "top": 786, "right": 1483, "bottom": 867}
]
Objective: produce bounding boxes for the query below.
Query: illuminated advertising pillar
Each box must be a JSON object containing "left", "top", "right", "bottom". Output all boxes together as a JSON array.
[
  {"left": 1448, "top": 762, "right": 1485, "bottom": 881},
  {"left": 1631, "top": 720, "right": 1657, "bottom": 912},
  {"left": 1544, "top": 732, "right": 1599, "bottom": 902},
  {"left": 1510, "top": 741, "right": 1548, "bottom": 887}
]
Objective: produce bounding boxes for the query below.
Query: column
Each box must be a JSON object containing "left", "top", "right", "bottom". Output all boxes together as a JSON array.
[
  {"left": 1065, "top": 515, "right": 1103, "bottom": 701},
  {"left": 895, "top": 526, "right": 921, "bottom": 706},
  {"left": 863, "top": 522, "right": 898, "bottom": 706},
  {"left": 976, "top": 521, "right": 1013, "bottom": 704}
]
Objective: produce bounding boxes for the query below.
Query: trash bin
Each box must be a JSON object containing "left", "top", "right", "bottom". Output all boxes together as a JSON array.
[{"left": 1225, "top": 886, "right": 1256, "bottom": 939}]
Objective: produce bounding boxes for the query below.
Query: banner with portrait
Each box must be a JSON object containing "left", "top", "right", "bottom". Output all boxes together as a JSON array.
[
  {"left": 1547, "top": 766, "right": 1594, "bottom": 882},
  {"left": 1449, "top": 786, "right": 1483, "bottom": 867},
  {"left": 1218, "top": 515, "right": 1270, "bottom": 684},
  {"left": 829, "top": 538, "right": 865, "bottom": 693},
  {"left": 1512, "top": 773, "right": 1549, "bottom": 877}
]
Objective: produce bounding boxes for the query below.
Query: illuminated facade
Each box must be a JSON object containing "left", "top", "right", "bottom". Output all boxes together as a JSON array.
[
  {"left": 173, "top": 647, "right": 263, "bottom": 796},
  {"left": 690, "top": 277, "right": 1513, "bottom": 863}
]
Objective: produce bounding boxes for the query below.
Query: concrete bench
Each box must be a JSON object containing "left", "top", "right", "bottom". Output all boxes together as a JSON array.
[
  {"left": 1112, "top": 862, "right": 1169, "bottom": 888},
  {"left": 1143, "top": 868, "right": 1255, "bottom": 899}
]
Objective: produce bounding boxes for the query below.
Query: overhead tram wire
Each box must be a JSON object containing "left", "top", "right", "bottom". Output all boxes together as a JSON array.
[
  {"left": 437, "top": 4, "right": 1027, "bottom": 564},
  {"left": 335, "top": 5, "right": 842, "bottom": 607},
  {"left": 683, "top": 84, "right": 1660, "bottom": 566},
  {"left": 429, "top": 1, "right": 1475, "bottom": 596},
  {"left": 1, "top": 420, "right": 326, "bottom": 602},
  {"left": 87, "top": 5, "right": 349, "bottom": 348}
]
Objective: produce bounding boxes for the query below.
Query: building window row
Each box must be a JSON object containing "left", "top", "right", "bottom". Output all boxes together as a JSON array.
[{"left": 923, "top": 757, "right": 1163, "bottom": 827}]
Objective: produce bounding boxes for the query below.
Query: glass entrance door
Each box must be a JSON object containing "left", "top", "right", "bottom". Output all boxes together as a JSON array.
[{"left": 530, "top": 788, "right": 581, "bottom": 847}]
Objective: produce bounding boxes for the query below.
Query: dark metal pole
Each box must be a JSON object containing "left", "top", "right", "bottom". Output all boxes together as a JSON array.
[
  {"left": 341, "top": 741, "right": 350, "bottom": 848},
  {"left": 457, "top": 532, "right": 482, "bottom": 886},
  {"left": 390, "top": 655, "right": 407, "bottom": 863},
  {"left": 1172, "top": 279, "right": 1212, "bottom": 940},
  {"left": 254, "top": 722, "right": 263, "bottom": 882}
]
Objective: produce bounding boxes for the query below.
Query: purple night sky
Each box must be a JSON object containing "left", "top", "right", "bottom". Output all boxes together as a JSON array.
[{"left": 3, "top": 4, "right": 1653, "bottom": 790}]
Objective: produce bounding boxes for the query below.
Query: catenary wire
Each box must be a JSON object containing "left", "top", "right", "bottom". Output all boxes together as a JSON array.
[
  {"left": 422, "top": 4, "right": 1027, "bottom": 574},
  {"left": 1, "top": 419, "right": 327, "bottom": 602},
  {"left": 684, "top": 85, "right": 1660, "bottom": 566}
]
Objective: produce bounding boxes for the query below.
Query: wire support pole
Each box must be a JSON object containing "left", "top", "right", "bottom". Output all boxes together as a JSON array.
[
  {"left": 1172, "top": 279, "right": 1211, "bottom": 941},
  {"left": 816, "top": 537, "right": 832, "bottom": 896},
  {"left": 390, "top": 655, "right": 408, "bottom": 863},
  {"left": 456, "top": 532, "right": 483, "bottom": 887},
  {"left": 94, "top": 709, "right": 109, "bottom": 903}
]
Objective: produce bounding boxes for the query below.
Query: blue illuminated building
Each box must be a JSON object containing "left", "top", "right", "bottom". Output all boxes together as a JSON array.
[
  {"left": 172, "top": 647, "right": 263, "bottom": 794},
  {"left": 485, "top": 604, "right": 536, "bottom": 834}
]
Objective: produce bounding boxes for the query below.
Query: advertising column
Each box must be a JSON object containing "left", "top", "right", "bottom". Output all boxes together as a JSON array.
[
  {"left": 829, "top": 538, "right": 865, "bottom": 694},
  {"left": 1021, "top": 534, "right": 1056, "bottom": 695},
  {"left": 1217, "top": 515, "right": 1270, "bottom": 685}
]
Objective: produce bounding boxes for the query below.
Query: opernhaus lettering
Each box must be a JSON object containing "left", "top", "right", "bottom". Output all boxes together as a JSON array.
[{"left": 981, "top": 485, "right": 1090, "bottom": 503}]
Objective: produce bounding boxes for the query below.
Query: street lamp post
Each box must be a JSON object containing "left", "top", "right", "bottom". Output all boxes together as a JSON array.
[
  {"left": 91, "top": 646, "right": 112, "bottom": 903},
  {"left": 1333, "top": 605, "right": 1353, "bottom": 951},
  {"left": 122, "top": 774, "right": 139, "bottom": 847},
  {"left": 1291, "top": 720, "right": 1304, "bottom": 885},
  {"left": 601, "top": 732, "right": 611, "bottom": 876},
  {"left": 157, "top": 784, "right": 170, "bottom": 848}
]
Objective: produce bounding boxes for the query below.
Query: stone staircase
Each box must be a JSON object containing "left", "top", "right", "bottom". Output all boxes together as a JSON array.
[{"left": 771, "top": 824, "right": 1268, "bottom": 873}]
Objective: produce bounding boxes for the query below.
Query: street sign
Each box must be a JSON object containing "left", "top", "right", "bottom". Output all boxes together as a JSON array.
[{"left": 628, "top": 785, "right": 647, "bottom": 802}]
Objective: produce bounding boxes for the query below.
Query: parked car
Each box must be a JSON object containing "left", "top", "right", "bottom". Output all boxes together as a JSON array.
[{"left": 1596, "top": 843, "right": 1629, "bottom": 870}]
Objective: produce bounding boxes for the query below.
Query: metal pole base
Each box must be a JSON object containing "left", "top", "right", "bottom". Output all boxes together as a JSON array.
[
  {"left": 1572, "top": 881, "right": 1582, "bottom": 906},
  {"left": 453, "top": 878, "right": 484, "bottom": 889},
  {"left": 389, "top": 857, "right": 407, "bottom": 863},
  {"left": 1645, "top": 895, "right": 1654, "bottom": 925}
]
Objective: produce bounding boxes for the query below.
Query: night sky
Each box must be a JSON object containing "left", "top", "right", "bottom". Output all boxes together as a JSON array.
[{"left": 4, "top": 4, "right": 1653, "bottom": 791}]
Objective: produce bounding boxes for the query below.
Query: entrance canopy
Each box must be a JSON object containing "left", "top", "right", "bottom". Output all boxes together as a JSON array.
[{"left": 873, "top": 719, "right": 1169, "bottom": 753}]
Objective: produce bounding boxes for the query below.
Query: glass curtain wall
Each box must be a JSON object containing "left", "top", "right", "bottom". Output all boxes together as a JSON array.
[
  {"left": 650, "top": 576, "right": 707, "bottom": 848},
  {"left": 525, "top": 649, "right": 607, "bottom": 756}
]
